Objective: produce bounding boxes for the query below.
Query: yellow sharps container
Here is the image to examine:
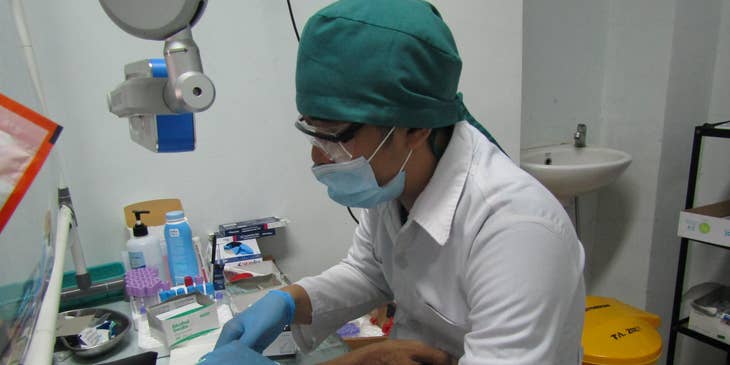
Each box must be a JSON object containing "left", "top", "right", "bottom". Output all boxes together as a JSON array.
[{"left": 582, "top": 296, "right": 662, "bottom": 365}]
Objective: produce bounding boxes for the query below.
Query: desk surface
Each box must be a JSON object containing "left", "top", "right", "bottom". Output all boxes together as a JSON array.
[
  {"left": 55, "top": 300, "right": 349, "bottom": 365},
  {"left": 55, "top": 261, "right": 349, "bottom": 364}
]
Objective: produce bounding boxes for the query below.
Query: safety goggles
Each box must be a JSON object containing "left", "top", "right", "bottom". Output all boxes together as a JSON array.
[
  {"left": 295, "top": 116, "right": 363, "bottom": 162},
  {"left": 295, "top": 116, "right": 363, "bottom": 142}
]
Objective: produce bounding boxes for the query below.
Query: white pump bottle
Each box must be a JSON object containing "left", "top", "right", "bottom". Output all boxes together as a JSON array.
[{"left": 127, "top": 210, "right": 164, "bottom": 274}]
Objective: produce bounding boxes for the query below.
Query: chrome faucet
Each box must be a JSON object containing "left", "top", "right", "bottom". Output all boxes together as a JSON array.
[{"left": 574, "top": 123, "right": 586, "bottom": 147}]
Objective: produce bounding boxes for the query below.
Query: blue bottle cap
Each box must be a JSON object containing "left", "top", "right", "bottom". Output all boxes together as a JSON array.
[{"left": 165, "top": 210, "right": 185, "bottom": 220}]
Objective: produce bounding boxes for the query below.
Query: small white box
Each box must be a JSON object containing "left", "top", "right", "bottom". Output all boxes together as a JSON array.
[
  {"left": 689, "top": 286, "right": 730, "bottom": 344},
  {"left": 677, "top": 200, "right": 730, "bottom": 247},
  {"left": 263, "top": 328, "right": 297, "bottom": 358},
  {"left": 147, "top": 292, "right": 219, "bottom": 348}
]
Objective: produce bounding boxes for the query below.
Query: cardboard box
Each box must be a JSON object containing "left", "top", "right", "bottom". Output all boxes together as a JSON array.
[
  {"left": 147, "top": 292, "right": 219, "bottom": 348},
  {"left": 339, "top": 306, "right": 390, "bottom": 351},
  {"left": 218, "top": 216, "right": 288, "bottom": 236},
  {"left": 342, "top": 336, "right": 388, "bottom": 351},
  {"left": 677, "top": 200, "right": 730, "bottom": 247},
  {"left": 689, "top": 286, "right": 730, "bottom": 344},
  {"left": 205, "top": 236, "right": 263, "bottom": 266}
]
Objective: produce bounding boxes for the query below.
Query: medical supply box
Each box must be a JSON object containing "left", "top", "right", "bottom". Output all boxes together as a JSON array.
[
  {"left": 689, "top": 285, "right": 730, "bottom": 345},
  {"left": 147, "top": 292, "right": 219, "bottom": 348},
  {"left": 209, "top": 235, "right": 263, "bottom": 265},
  {"left": 218, "top": 216, "right": 288, "bottom": 237},
  {"left": 677, "top": 200, "right": 730, "bottom": 247}
]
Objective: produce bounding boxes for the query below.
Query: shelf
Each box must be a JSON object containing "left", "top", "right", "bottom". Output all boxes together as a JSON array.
[
  {"left": 674, "top": 318, "right": 730, "bottom": 352},
  {"left": 667, "top": 122, "right": 730, "bottom": 364},
  {"left": 697, "top": 124, "right": 730, "bottom": 138},
  {"left": 681, "top": 237, "right": 730, "bottom": 250}
]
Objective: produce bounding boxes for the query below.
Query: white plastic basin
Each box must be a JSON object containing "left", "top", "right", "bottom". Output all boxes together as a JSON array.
[{"left": 520, "top": 145, "right": 632, "bottom": 202}]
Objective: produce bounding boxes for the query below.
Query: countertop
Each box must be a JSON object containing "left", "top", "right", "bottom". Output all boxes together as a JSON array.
[{"left": 54, "top": 296, "right": 349, "bottom": 364}]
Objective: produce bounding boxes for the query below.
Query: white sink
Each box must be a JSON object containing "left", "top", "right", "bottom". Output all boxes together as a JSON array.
[{"left": 520, "top": 145, "right": 631, "bottom": 203}]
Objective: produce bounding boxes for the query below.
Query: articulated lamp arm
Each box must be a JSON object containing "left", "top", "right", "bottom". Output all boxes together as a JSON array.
[{"left": 100, "top": 0, "right": 215, "bottom": 152}]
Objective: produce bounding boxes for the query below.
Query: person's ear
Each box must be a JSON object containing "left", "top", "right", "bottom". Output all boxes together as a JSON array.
[{"left": 405, "top": 128, "right": 432, "bottom": 150}]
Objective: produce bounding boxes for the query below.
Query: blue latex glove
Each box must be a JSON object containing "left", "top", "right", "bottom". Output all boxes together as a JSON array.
[
  {"left": 224, "top": 242, "right": 254, "bottom": 255},
  {"left": 215, "top": 290, "right": 295, "bottom": 352},
  {"left": 198, "top": 340, "right": 277, "bottom": 365}
]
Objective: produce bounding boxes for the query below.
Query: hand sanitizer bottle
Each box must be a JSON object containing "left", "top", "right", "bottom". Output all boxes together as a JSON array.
[{"left": 127, "top": 210, "right": 164, "bottom": 273}]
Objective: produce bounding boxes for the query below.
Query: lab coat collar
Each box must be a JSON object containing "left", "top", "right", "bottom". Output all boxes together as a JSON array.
[{"left": 409, "top": 121, "right": 474, "bottom": 246}]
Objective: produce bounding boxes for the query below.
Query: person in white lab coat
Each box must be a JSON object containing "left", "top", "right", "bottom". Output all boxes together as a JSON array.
[{"left": 205, "top": 0, "right": 586, "bottom": 364}]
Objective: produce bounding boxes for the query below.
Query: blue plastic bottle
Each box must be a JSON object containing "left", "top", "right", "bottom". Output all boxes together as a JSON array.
[{"left": 164, "top": 210, "right": 199, "bottom": 285}]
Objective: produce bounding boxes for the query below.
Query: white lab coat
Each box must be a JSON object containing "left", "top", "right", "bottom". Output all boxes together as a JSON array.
[{"left": 293, "top": 121, "right": 585, "bottom": 364}]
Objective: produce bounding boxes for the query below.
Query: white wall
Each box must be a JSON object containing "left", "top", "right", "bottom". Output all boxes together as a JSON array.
[
  {"left": 522, "top": 0, "right": 608, "bottom": 149},
  {"left": 591, "top": 0, "right": 676, "bottom": 307},
  {"left": 647, "top": 0, "right": 726, "bottom": 363},
  {"left": 706, "top": 0, "right": 730, "bottom": 206},
  {"left": 447, "top": 1, "right": 523, "bottom": 158},
  {"left": 0, "top": 0, "right": 62, "bottom": 285},
  {"left": 0, "top": 1, "right": 523, "bottom": 285}
]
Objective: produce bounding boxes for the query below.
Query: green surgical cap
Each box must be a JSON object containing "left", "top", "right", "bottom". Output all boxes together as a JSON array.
[
  {"left": 295, "top": 0, "right": 503, "bottom": 151},
  {"left": 296, "top": 0, "right": 462, "bottom": 127}
]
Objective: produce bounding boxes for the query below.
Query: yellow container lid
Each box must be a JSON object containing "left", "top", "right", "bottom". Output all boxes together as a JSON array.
[
  {"left": 582, "top": 297, "right": 662, "bottom": 365},
  {"left": 585, "top": 296, "right": 661, "bottom": 329}
]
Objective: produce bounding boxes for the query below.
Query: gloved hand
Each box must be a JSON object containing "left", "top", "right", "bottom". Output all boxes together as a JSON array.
[
  {"left": 215, "top": 290, "right": 295, "bottom": 352},
  {"left": 197, "top": 340, "right": 277, "bottom": 365}
]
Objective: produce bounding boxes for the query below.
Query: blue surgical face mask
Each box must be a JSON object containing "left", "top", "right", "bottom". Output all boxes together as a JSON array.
[{"left": 312, "top": 127, "right": 413, "bottom": 208}]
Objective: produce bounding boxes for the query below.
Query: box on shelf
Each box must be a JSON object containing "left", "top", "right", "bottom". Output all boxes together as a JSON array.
[
  {"left": 147, "top": 292, "right": 219, "bottom": 348},
  {"left": 689, "top": 285, "right": 730, "bottom": 345},
  {"left": 206, "top": 235, "right": 263, "bottom": 266},
  {"left": 677, "top": 200, "right": 730, "bottom": 247},
  {"left": 218, "top": 216, "right": 288, "bottom": 237}
]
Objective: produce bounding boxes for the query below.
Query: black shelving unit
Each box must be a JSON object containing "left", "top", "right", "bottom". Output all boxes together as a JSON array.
[{"left": 667, "top": 121, "right": 730, "bottom": 365}]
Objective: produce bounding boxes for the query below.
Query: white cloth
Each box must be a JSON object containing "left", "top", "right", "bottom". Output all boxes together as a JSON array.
[{"left": 293, "top": 121, "right": 585, "bottom": 365}]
